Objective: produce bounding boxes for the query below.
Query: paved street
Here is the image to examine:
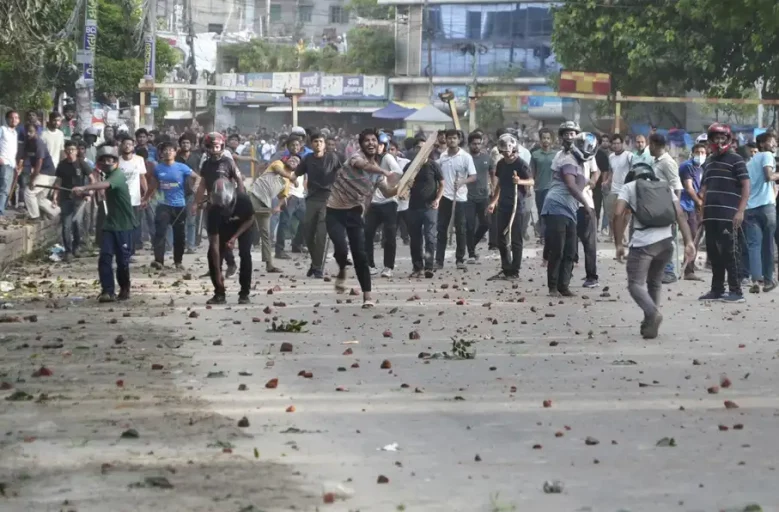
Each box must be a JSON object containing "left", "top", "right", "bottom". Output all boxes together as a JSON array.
[{"left": 0, "top": 241, "right": 775, "bottom": 512}]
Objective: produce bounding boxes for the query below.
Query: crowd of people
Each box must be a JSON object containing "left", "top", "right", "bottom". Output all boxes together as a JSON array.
[{"left": 0, "top": 108, "right": 775, "bottom": 339}]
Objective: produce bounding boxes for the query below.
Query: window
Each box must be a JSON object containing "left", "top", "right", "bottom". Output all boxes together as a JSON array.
[
  {"left": 299, "top": 5, "right": 313, "bottom": 23},
  {"left": 465, "top": 11, "right": 482, "bottom": 39},
  {"left": 329, "top": 5, "right": 349, "bottom": 24},
  {"left": 270, "top": 4, "right": 282, "bottom": 22},
  {"left": 207, "top": 23, "right": 223, "bottom": 34}
]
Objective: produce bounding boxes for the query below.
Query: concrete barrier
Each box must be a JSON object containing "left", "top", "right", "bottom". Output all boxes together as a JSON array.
[{"left": 0, "top": 217, "right": 60, "bottom": 268}]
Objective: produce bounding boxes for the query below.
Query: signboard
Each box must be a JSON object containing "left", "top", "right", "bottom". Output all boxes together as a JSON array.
[
  {"left": 76, "top": 50, "right": 94, "bottom": 65},
  {"left": 143, "top": 35, "right": 156, "bottom": 80},
  {"left": 82, "top": 20, "right": 97, "bottom": 82},
  {"left": 559, "top": 71, "right": 611, "bottom": 95},
  {"left": 150, "top": 94, "right": 159, "bottom": 108},
  {"left": 219, "top": 73, "right": 388, "bottom": 104},
  {"left": 527, "top": 85, "right": 574, "bottom": 121},
  {"left": 431, "top": 85, "right": 468, "bottom": 111}
]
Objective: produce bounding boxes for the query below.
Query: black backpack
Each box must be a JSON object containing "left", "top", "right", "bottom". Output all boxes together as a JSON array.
[{"left": 632, "top": 177, "right": 676, "bottom": 229}]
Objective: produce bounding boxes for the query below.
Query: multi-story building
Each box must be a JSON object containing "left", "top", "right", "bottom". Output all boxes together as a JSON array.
[
  {"left": 380, "top": 0, "right": 564, "bottom": 123},
  {"left": 158, "top": 0, "right": 357, "bottom": 42}
]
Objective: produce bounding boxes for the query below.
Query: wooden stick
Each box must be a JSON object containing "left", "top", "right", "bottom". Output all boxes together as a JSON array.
[
  {"left": 505, "top": 178, "right": 518, "bottom": 247},
  {"left": 396, "top": 136, "right": 437, "bottom": 197}
]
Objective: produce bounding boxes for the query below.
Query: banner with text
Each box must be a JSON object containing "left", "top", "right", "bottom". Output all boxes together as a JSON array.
[{"left": 219, "top": 73, "right": 387, "bottom": 104}]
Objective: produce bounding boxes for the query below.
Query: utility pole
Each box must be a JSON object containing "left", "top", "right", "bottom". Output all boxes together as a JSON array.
[
  {"left": 141, "top": 0, "right": 158, "bottom": 128},
  {"left": 424, "top": 0, "right": 432, "bottom": 98},
  {"left": 186, "top": 0, "right": 198, "bottom": 125}
]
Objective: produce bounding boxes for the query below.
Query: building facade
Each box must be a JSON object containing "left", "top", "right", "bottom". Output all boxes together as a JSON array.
[
  {"left": 158, "top": 0, "right": 357, "bottom": 42},
  {"left": 381, "top": 0, "right": 564, "bottom": 122}
]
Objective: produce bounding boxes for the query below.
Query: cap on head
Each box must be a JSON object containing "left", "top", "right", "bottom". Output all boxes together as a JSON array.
[{"left": 558, "top": 121, "right": 581, "bottom": 137}]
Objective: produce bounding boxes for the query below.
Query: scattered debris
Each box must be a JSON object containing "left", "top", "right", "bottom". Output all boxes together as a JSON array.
[
  {"left": 656, "top": 437, "right": 677, "bottom": 447},
  {"left": 238, "top": 417, "right": 250, "bottom": 428},
  {"left": 120, "top": 429, "right": 139, "bottom": 439},
  {"left": 265, "top": 378, "right": 279, "bottom": 389},
  {"left": 543, "top": 480, "right": 564, "bottom": 494},
  {"left": 270, "top": 320, "right": 308, "bottom": 333}
]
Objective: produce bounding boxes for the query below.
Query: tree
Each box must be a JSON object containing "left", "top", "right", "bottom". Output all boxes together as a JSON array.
[
  {"left": 347, "top": 0, "right": 395, "bottom": 20},
  {"left": 224, "top": 26, "right": 394, "bottom": 76}
]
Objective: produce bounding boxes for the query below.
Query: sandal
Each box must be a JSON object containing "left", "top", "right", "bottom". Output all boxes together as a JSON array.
[{"left": 361, "top": 300, "right": 375, "bottom": 309}]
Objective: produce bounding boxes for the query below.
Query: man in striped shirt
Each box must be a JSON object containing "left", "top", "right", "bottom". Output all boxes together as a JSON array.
[
  {"left": 699, "top": 123, "right": 751, "bottom": 303},
  {"left": 326, "top": 129, "right": 396, "bottom": 308}
]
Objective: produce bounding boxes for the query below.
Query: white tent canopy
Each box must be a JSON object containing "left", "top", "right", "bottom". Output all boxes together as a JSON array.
[{"left": 404, "top": 105, "right": 453, "bottom": 123}]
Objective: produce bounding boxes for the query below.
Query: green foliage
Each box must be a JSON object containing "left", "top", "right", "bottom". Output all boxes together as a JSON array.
[
  {"left": 225, "top": 26, "right": 394, "bottom": 76},
  {"left": 477, "top": 98, "right": 504, "bottom": 134},
  {"left": 153, "top": 94, "right": 170, "bottom": 126},
  {"left": 270, "top": 319, "right": 308, "bottom": 333},
  {"left": 551, "top": 0, "right": 779, "bottom": 100},
  {"left": 347, "top": 0, "right": 395, "bottom": 20}
]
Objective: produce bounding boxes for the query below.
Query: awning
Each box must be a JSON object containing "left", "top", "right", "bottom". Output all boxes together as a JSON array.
[
  {"left": 372, "top": 101, "right": 418, "bottom": 119},
  {"left": 404, "top": 105, "right": 453, "bottom": 123},
  {"left": 265, "top": 106, "right": 379, "bottom": 113},
  {"left": 164, "top": 110, "right": 208, "bottom": 120}
]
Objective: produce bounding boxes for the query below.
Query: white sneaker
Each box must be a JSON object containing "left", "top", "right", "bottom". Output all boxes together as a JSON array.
[
  {"left": 380, "top": 268, "right": 393, "bottom": 278},
  {"left": 369, "top": 267, "right": 380, "bottom": 276}
]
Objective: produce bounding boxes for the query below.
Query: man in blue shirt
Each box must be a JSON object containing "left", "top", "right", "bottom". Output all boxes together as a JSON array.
[
  {"left": 744, "top": 132, "right": 778, "bottom": 293},
  {"left": 143, "top": 141, "right": 199, "bottom": 269},
  {"left": 678, "top": 143, "right": 706, "bottom": 279}
]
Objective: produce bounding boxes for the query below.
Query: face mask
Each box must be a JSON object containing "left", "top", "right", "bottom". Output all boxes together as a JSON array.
[{"left": 693, "top": 155, "right": 706, "bottom": 165}]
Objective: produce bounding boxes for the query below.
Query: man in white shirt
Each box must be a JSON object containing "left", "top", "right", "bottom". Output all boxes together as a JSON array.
[
  {"left": 436, "top": 129, "right": 477, "bottom": 270},
  {"left": 648, "top": 133, "right": 684, "bottom": 283},
  {"left": 117, "top": 134, "right": 147, "bottom": 254},
  {"left": 41, "top": 112, "right": 65, "bottom": 164},
  {"left": 0, "top": 110, "right": 20, "bottom": 217},
  {"left": 391, "top": 142, "right": 411, "bottom": 245},
  {"left": 603, "top": 134, "right": 633, "bottom": 241},
  {"left": 613, "top": 164, "right": 695, "bottom": 339},
  {"left": 365, "top": 135, "right": 403, "bottom": 277}
]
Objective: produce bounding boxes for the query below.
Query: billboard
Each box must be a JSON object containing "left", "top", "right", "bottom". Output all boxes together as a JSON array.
[{"left": 219, "top": 73, "right": 388, "bottom": 104}]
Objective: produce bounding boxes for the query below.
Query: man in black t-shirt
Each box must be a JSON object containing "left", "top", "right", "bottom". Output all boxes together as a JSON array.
[
  {"left": 486, "top": 135, "right": 534, "bottom": 280},
  {"left": 206, "top": 178, "right": 255, "bottom": 305},
  {"left": 404, "top": 157, "right": 444, "bottom": 276},
  {"left": 594, "top": 134, "right": 610, "bottom": 232},
  {"left": 193, "top": 133, "right": 243, "bottom": 276},
  {"left": 296, "top": 132, "right": 341, "bottom": 278},
  {"left": 52, "top": 140, "right": 92, "bottom": 260}
]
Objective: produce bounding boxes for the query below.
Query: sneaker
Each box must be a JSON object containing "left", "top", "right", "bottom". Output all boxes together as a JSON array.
[
  {"left": 698, "top": 291, "right": 724, "bottom": 301},
  {"left": 559, "top": 288, "right": 576, "bottom": 297},
  {"left": 266, "top": 266, "right": 283, "bottom": 273},
  {"left": 642, "top": 313, "right": 663, "bottom": 339},
  {"left": 174, "top": 263, "right": 184, "bottom": 270},
  {"left": 185, "top": 247, "right": 196, "bottom": 255},
  {"left": 206, "top": 294, "right": 226, "bottom": 305},
  {"left": 661, "top": 273, "right": 678, "bottom": 284},
  {"left": 487, "top": 271, "right": 510, "bottom": 281},
  {"left": 548, "top": 289, "right": 561, "bottom": 298},
  {"left": 238, "top": 294, "right": 250, "bottom": 305},
  {"left": 225, "top": 263, "right": 237, "bottom": 278},
  {"left": 466, "top": 257, "right": 477, "bottom": 264},
  {"left": 721, "top": 292, "right": 745, "bottom": 303},
  {"left": 150, "top": 261, "right": 163, "bottom": 270},
  {"left": 763, "top": 280, "right": 777, "bottom": 293},
  {"left": 98, "top": 292, "right": 116, "bottom": 303},
  {"left": 275, "top": 252, "right": 291, "bottom": 260},
  {"left": 118, "top": 288, "right": 130, "bottom": 301},
  {"left": 582, "top": 278, "right": 599, "bottom": 288},
  {"left": 740, "top": 277, "right": 751, "bottom": 288},
  {"left": 456, "top": 262, "right": 467, "bottom": 270},
  {"left": 410, "top": 270, "right": 423, "bottom": 278},
  {"left": 369, "top": 267, "right": 380, "bottom": 276},
  {"left": 62, "top": 252, "right": 73, "bottom": 263},
  {"left": 380, "top": 268, "right": 393, "bottom": 278},
  {"left": 433, "top": 262, "right": 443, "bottom": 270},
  {"left": 749, "top": 283, "right": 761, "bottom": 294},
  {"left": 306, "top": 267, "right": 314, "bottom": 277},
  {"left": 311, "top": 269, "right": 323, "bottom": 279}
]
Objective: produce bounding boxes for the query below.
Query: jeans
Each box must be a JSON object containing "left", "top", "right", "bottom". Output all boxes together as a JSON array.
[
  {"left": 304, "top": 197, "right": 328, "bottom": 271},
  {"left": 626, "top": 238, "right": 673, "bottom": 320},
  {"left": 142, "top": 200, "right": 156, "bottom": 243},
  {"left": 0, "top": 164, "right": 14, "bottom": 215},
  {"left": 99, "top": 230, "right": 131, "bottom": 296},
  {"left": 744, "top": 205, "right": 776, "bottom": 283},
  {"left": 408, "top": 207, "right": 437, "bottom": 271},
  {"left": 60, "top": 199, "right": 86, "bottom": 254},
  {"left": 249, "top": 194, "right": 274, "bottom": 270},
  {"left": 132, "top": 206, "right": 143, "bottom": 254},
  {"left": 705, "top": 219, "right": 743, "bottom": 295},
  {"left": 365, "top": 201, "right": 398, "bottom": 269},
  {"left": 276, "top": 195, "right": 305, "bottom": 253},
  {"left": 544, "top": 214, "right": 577, "bottom": 292},
  {"left": 496, "top": 206, "right": 523, "bottom": 275},
  {"left": 466, "top": 198, "right": 491, "bottom": 257},
  {"left": 682, "top": 209, "right": 700, "bottom": 275},
  {"left": 436, "top": 197, "right": 467, "bottom": 266},
  {"left": 576, "top": 207, "right": 599, "bottom": 280},
  {"left": 326, "top": 206, "right": 371, "bottom": 292},
  {"left": 154, "top": 204, "right": 186, "bottom": 265},
  {"left": 185, "top": 195, "right": 197, "bottom": 250},
  {"left": 24, "top": 174, "right": 60, "bottom": 219},
  {"left": 398, "top": 209, "right": 410, "bottom": 243},
  {"left": 208, "top": 226, "right": 252, "bottom": 297},
  {"left": 534, "top": 189, "right": 548, "bottom": 239}
]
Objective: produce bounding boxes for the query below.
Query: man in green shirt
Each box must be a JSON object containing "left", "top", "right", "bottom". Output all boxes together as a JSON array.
[
  {"left": 73, "top": 145, "right": 136, "bottom": 302},
  {"left": 530, "top": 127, "right": 557, "bottom": 244}
]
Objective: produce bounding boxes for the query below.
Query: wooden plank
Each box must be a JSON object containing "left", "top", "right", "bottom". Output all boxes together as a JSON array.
[{"left": 396, "top": 136, "right": 438, "bottom": 198}]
